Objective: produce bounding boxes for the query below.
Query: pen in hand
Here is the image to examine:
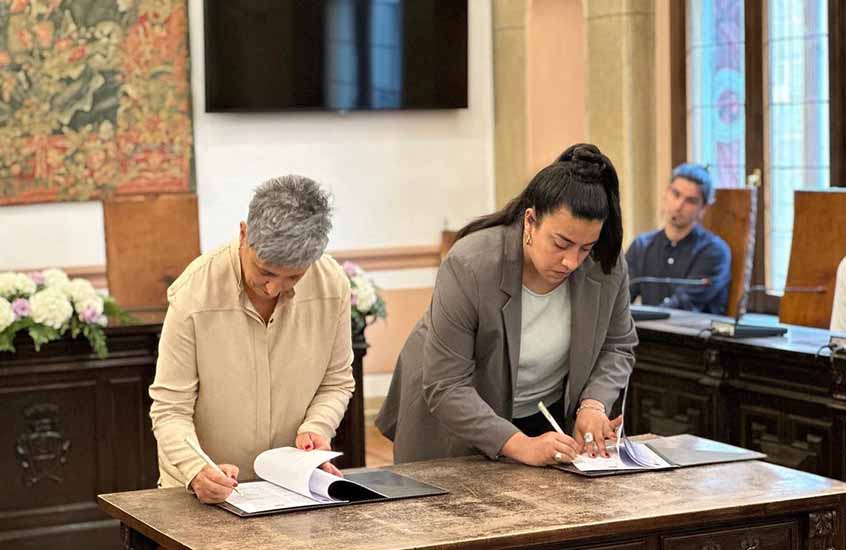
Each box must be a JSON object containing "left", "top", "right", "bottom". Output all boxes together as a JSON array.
[
  {"left": 184, "top": 436, "right": 244, "bottom": 497},
  {"left": 537, "top": 401, "right": 566, "bottom": 437}
]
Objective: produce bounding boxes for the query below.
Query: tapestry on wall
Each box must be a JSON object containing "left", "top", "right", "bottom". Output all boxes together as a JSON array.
[{"left": 0, "top": 0, "right": 193, "bottom": 205}]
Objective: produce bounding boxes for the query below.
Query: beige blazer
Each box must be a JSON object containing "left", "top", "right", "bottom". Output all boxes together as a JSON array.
[
  {"left": 375, "top": 222, "right": 637, "bottom": 463},
  {"left": 149, "top": 240, "right": 354, "bottom": 487}
]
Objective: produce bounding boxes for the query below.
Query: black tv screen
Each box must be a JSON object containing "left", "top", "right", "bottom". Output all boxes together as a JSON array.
[{"left": 203, "top": 0, "right": 468, "bottom": 112}]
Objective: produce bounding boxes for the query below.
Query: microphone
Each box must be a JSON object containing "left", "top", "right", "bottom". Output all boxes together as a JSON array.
[
  {"left": 629, "top": 277, "right": 711, "bottom": 322},
  {"left": 710, "top": 285, "right": 827, "bottom": 338}
]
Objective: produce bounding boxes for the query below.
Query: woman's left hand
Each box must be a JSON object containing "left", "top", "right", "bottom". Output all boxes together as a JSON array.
[
  {"left": 573, "top": 399, "right": 622, "bottom": 458},
  {"left": 295, "top": 432, "right": 344, "bottom": 477}
]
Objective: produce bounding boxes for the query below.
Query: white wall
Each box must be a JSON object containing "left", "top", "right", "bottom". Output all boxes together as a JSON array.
[{"left": 0, "top": 0, "right": 495, "bottom": 275}]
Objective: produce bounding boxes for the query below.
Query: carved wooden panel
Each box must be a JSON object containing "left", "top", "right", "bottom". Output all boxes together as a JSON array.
[
  {"left": 738, "top": 403, "right": 832, "bottom": 476},
  {"left": 0, "top": 382, "right": 98, "bottom": 516},
  {"left": 0, "top": 326, "right": 160, "bottom": 549},
  {"left": 568, "top": 542, "right": 648, "bottom": 550},
  {"left": 808, "top": 510, "right": 837, "bottom": 550},
  {"left": 629, "top": 372, "right": 714, "bottom": 437},
  {"left": 662, "top": 521, "right": 798, "bottom": 550}
]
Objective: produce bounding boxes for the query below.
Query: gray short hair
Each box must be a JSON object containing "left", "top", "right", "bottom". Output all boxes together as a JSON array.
[{"left": 246, "top": 175, "right": 332, "bottom": 267}]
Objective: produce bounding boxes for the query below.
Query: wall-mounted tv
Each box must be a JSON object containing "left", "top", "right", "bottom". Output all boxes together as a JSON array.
[{"left": 203, "top": 0, "right": 468, "bottom": 112}]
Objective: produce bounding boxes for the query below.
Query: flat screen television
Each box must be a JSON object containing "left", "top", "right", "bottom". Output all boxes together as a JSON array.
[{"left": 203, "top": 0, "right": 468, "bottom": 112}]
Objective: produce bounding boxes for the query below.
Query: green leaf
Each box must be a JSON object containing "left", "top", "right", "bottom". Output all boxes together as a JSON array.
[
  {"left": 82, "top": 324, "right": 108, "bottom": 359},
  {"left": 27, "top": 324, "right": 61, "bottom": 351},
  {"left": 69, "top": 316, "right": 82, "bottom": 338},
  {"left": 103, "top": 297, "right": 140, "bottom": 325},
  {"left": 0, "top": 328, "right": 16, "bottom": 353}
]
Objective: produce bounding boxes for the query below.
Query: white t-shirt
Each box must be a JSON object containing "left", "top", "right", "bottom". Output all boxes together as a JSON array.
[
  {"left": 832, "top": 257, "right": 846, "bottom": 332},
  {"left": 512, "top": 282, "right": 571, "bottom": 419}
]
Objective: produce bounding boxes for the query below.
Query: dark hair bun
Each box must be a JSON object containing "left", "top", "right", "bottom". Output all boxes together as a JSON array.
[{"left": 557, "top": 143, "right": 608, "bottom": 180}]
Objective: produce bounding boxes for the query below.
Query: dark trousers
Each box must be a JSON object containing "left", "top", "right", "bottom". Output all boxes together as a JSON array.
[{"left": 512, "top": 398, "right": 566, "bottom": 437}]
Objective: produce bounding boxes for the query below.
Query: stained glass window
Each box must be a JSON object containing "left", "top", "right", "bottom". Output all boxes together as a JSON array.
[
  {"left": 766, "top": 0, "right": 829, "bottom": 290},
  {"left": 687, "top": 0, "right": 746, "bottom": 189}
]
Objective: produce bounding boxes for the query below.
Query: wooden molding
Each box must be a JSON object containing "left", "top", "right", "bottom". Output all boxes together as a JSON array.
[
  {"left": 328, "top": 245, "right": 441, "bottom": 271},
  {"left": 13, "top": 244, "right": 441, "bottom": 292},
  {"left": 15, "top": 265, "right": 108, "bottom": 290}
]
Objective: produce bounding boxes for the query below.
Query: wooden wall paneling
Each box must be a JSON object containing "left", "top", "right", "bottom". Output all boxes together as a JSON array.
[
  {"left": 633, "top": 316, "right": 846, "bottom": 481},
  {"left": 103, "top": 194, "right": 201, "bottom": 309},
  {"left": 362, "top": 287, "right": 433, "bottom": 375},
  {"left": 669, "top": 0, "right": 687, "bottom": 168}
]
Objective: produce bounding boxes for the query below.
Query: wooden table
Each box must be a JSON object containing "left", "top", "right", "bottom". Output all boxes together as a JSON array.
[
  {"left": 628, "top": 310, "right": 846, "bottom": 482},
  {"left": 99, "top": 455, "right": 846, "bottom": 550}
]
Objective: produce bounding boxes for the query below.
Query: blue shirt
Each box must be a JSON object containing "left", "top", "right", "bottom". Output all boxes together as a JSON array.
[{"left": 625, "top": 225, "right": 732, "bottom": 314}]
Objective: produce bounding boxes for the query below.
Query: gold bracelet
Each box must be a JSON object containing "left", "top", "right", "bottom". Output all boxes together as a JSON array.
[{"left": 576, "top": 402, "right": 605, "bottom": 416}]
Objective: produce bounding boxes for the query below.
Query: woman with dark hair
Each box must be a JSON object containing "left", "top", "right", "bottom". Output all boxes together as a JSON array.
[{"left": 375, "top": 144, "right": 637, "bottom": 467}]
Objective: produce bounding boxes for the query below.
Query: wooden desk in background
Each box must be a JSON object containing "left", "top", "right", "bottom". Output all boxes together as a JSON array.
[
  {"left": 628, "top": 310, "right": 846, "bottom": 481},
  {"left": 100, "top": 455, "right": 845, "bottom": 550},
  {"left": 0, "top": 313, "right": 365, "bottom": 550}
]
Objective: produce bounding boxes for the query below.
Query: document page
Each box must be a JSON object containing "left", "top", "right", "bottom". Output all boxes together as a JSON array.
[
  {"left": 254, "top": 447, "right": 342, "bottom": 499},
  {"left": 572, "top": 440, "right": 671, "bottom": 472},
  {"left": 224, "top": 481, "right": 323, "bottom": 514},
  {"left": 572, "top": 448, "right": 640, "bottom": 471}
]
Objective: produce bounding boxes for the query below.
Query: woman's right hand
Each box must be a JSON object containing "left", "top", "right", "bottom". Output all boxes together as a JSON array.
[
  {"left": 500, "top": 431, "right": 579, "bottom": 466},
  {"left": 190, "top": 463, "right": 240, "bottom": 504}
]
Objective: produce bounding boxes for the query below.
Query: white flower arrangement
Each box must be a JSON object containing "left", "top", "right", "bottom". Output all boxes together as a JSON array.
[
  {"left": 342, "top": 261, "right": 387, "bottom": 334},
  {"left": 0, "top": 269, "right": 135, "bottom": 358}
]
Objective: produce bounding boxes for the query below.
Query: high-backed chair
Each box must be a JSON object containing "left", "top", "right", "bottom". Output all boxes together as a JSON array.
[
  {"left": 701, "top": 188, "right": 757, "bottom": 318},
  {"left": 779, "top": 189, "right": 846, "bottom": 328},
  {"left": 103, "top": 193, "right": 201, "bottom": 309}
]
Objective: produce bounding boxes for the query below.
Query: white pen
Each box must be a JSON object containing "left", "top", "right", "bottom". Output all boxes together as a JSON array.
[
  {"left": 184, "top": 436, "right": 244, "bottom": 496},
  {"left": 537, "top": 401, "right": 566, "bottom": 436}
]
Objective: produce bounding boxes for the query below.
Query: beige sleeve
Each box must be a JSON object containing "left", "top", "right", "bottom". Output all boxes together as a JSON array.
[
  {"left": 149, "top": 304, "right": 206, "bottom": 489},
  {"left": 298, "top": 286, "right": 355, "bottom": 439}
]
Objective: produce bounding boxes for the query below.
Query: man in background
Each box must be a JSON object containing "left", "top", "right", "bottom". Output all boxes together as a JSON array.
[{"left": 626, "top": 163, "right": 731, "bottom": 314}]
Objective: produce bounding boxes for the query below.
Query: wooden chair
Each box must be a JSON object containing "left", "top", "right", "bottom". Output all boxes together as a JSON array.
[
  {"left": 701, "top": 188, "right": 757, "bottom": 318},
  {"left": 103, "top": 193, "right": 201, "bottom": 309},
  {"left": 779, "top": 189, "right": 846, "bottom": 328}
]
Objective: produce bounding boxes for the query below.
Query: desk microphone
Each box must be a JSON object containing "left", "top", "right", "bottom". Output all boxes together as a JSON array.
[
  {"left": 710, "top": 285, "right": 827, "bottom": 338},
  {"left": 629, "top": 277, "right": 711, "bottom": 321}
]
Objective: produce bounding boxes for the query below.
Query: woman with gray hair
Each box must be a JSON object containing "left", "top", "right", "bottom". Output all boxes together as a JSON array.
[{"left": 149, "top": 175, "right": 355, "bottom": 504}]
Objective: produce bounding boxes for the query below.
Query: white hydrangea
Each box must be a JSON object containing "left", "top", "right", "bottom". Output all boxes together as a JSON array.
[
  {"left": 0, "top": 273, "right": 17, "bottom": 299},
  {"left": 42, "top": 269, "right": 71, "bottom": 290},
  {"left": 65, "top": 278, "right": 98, "bottom": 306},
  {"left": 0, "top": 272, "right": 37, "bottom": 299},
  {"left": 14, "top": 273, "right": 36, "bottom": 296},
  {"left": 30, "top": 288, "right": 73, "bottom": 330},
  {"left": 0, "top": 297, "right": 13, "bottom": 332},
  {"left": 352, "top": 276, "right": 377, "bottom": 312},
  {"left": 76, "top": 294, "right": 105, "bottom": 322}
]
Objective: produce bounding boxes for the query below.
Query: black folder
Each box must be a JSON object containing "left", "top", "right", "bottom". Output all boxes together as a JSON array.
[
  {"left": 219, "top": 469, "right": 447, "bottom": 517},
  {"left": 553, "top": 434, "right": 766, "bottom": 477},
  {"left": 631, "top": 304, "right": 672, "bottom": 322}
]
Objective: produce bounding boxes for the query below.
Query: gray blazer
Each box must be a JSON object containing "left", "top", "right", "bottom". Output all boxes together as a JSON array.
[{"left": 375, "top": 222, "right": 638, "bottom": 463}]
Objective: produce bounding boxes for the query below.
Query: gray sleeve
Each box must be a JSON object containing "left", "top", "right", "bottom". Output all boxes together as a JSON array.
[
  {"left": 579, "top": 259, "right": 638, "bottom": 411},
  {"left": 421, "top": 255, "right": 520, "bottom": 459}
]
